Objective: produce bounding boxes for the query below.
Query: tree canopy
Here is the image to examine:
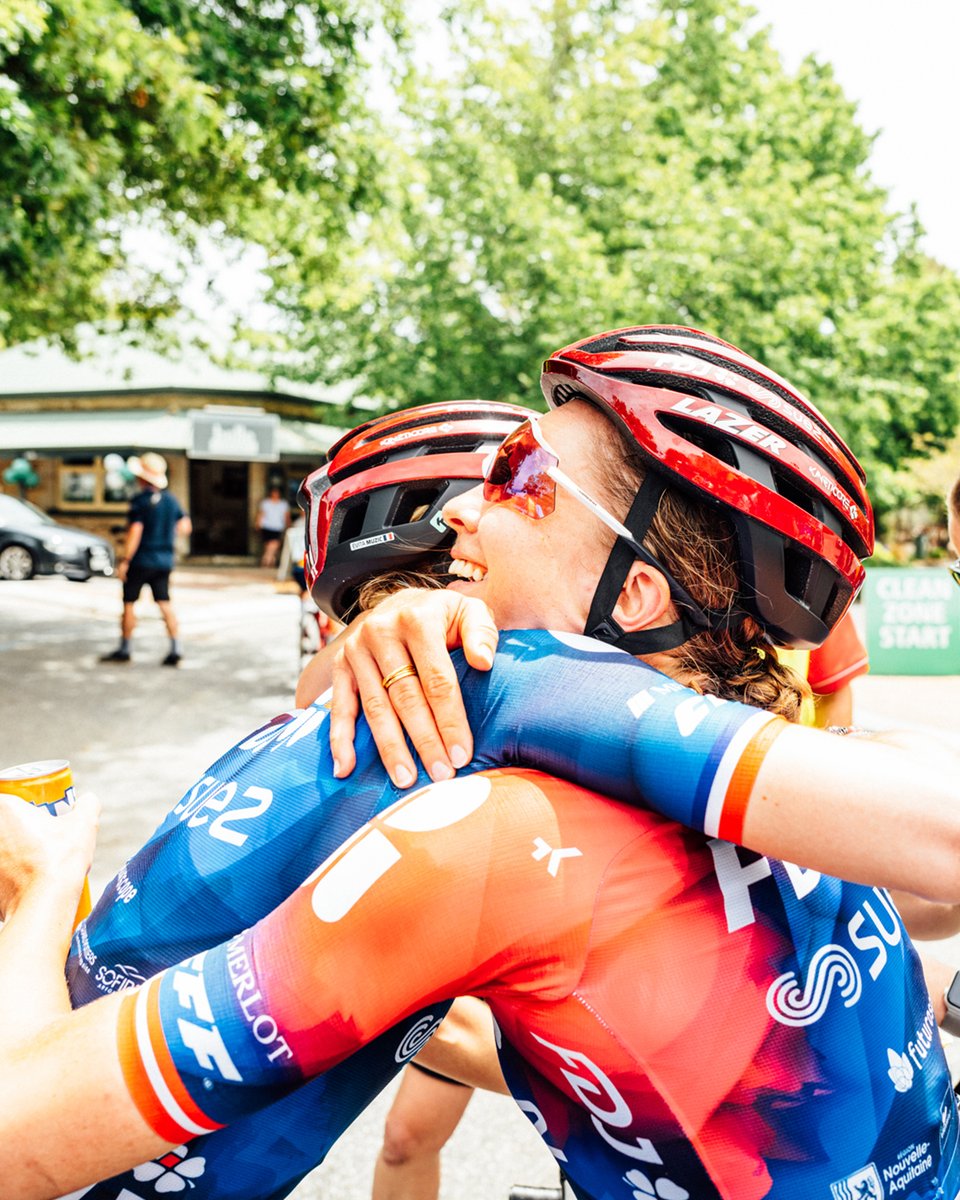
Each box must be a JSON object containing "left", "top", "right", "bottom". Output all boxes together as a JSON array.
[
  {"left": 3, "top": 0, "right": 959, "bottom": 505},
  {"left": 265, "top": 0, "right": 960, "bottom": 500},
  {"left": 0, "top": 0, "right": 388, "bottom": 348}
]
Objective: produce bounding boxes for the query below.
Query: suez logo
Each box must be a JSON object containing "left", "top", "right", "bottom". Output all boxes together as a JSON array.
[
  {"left": 707, "top": 838, "right": 904, "bottom": 1029},
  {"left": 516, "top": 1035, "right": 690, "bottom": 1200},
  {"left": 169, "top": 706, "right": 332, "bottom": 845}
]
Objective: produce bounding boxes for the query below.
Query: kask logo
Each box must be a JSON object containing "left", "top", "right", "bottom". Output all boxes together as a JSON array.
[
  {"left": 829, "top": 1163, "right": 883, "bottom": 1200},
  {"left": 765, "top": 944, "right": 862, "bottom": 1027}
]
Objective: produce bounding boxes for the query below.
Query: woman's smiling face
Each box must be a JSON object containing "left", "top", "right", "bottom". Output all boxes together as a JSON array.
[{"left": 441, "top": 401, "right": 623, "bottom": 632}]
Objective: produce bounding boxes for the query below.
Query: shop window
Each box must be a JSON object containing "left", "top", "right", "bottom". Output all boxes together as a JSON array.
[{"left": 58, "top": 456, "right": 137, "bottom": 510}]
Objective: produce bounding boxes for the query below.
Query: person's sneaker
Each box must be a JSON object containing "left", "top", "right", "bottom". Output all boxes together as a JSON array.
[
  {"left": 161, "top": 651, "right": 182, "bottom": 667},
  {"left": 99, "top": 649, "right": 131, "bottom": 663}
]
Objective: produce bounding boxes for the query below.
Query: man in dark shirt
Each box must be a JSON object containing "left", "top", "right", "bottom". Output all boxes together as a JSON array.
[{"left": 99, "top": 452, "right": 192, "bottom": 667}]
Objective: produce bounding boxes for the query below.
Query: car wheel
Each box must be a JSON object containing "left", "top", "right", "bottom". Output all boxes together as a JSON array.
[{"left": 0, "top": 544, "right": 36, "bottom": 581}]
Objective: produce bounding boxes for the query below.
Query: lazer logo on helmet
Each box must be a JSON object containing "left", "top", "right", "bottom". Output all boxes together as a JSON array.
[
  {"left": 349, "top": 532, "right": 397, "bottom": 553},
  {"left": 669, "top": 396, "right": 786, "bottom": 455}
]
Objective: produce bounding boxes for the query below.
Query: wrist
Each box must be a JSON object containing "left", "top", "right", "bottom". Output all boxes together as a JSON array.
[{"left": 942, "top": 970, "right": 960, "bottom": 1037}]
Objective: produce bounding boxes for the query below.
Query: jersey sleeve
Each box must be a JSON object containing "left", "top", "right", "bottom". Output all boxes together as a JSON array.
[
  {"left": 115, "top": 771, "right": 598, "bottom": 1141},
  {"left": 462, "top": 630, "right": 786, "bottom": 844},
  {"left": 805, "top": 610, "right": 869, "bottom": 693}
]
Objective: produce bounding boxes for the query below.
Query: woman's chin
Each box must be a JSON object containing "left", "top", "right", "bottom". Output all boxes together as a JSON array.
[{"left": 445, "top": 578, "right": 481, "bottom": 597}]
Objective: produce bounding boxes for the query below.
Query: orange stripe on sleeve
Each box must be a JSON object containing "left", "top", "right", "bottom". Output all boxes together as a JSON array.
[
  {"left": 145, "top": 977, "right": 225, "bottom": 1136},
  {"left": 117, "top": 988, "right": 192, "bottom": 1145},
  {"left": 716, "top": 718, "right": 787, "bottom": 844}
]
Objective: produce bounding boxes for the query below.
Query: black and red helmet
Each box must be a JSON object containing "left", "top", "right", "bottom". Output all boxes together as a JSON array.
[
  {"left": 300, "top": 400, "right": 530, "bottom": 621},
  {"left": 541, "top": 325, "right": 874, "bottom": 648}
]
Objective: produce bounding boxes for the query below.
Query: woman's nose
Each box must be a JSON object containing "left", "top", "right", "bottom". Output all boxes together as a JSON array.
[{"left": 442, "top": 483, "right": 483, "bottom": 533}]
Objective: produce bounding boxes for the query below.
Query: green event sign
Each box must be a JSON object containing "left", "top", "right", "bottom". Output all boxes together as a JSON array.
[{"left": 863, "top": 568, "right": 960, "bottom": 675}]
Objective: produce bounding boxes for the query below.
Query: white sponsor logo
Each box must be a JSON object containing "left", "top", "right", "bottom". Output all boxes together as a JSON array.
[
  {"left": 115, "top": 863, "right": 137, "bottom": 903},
  {"left": 173, "top": 775, "right": 274, "bottom": 847},
  {"left": 625, "top": 1169, "right": 689, "bottom": 1199},
  {"left": 381, "top": 422, "right": 453, "bottom": 447},
  {"left": 430, "top": 510, "right": 448, "bottom": 533},
  {"left": 531, "top": 837, "right": 582, "bottom": 877},
  {"left": 808, "top": 462, "right": 860, "bottom": 520},
  {"left": 669, "top": 396, "right": 786, "bottom": 456},
  {"left": 225, "top": 936, "right": 294, "bottom": 1065},
  {"left": 886, "top": 1049, "right": 915, "bottom": 1093},
  {"left": 395, "top": 1014, "right": 443, "bottom": 1063},
  {"left": 765, "top": 943, "right": 862, "bottom": 1027},
  {"left": 830, "top": 1162, "right": 883, "bottom": 1200},
  {"left": 349, "top": 531, "right": 397, "bottom": 552},
  {"left": 882, "top": 1141, "right": 932, "bottom": 1194},
  {"left": 95, "top": 962, "right": 146, "bottom": 994},
  {"left": 887, "top": 1002, "right": 937, "bottom": 1092},
  {"left": 132, "top": 1145, "right": 207, "bottom": 1193}
]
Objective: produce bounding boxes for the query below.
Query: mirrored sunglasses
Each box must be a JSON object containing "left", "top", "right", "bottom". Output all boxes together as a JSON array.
[{"left": 482, "top": 419, "right": 645, "bottom": 553}]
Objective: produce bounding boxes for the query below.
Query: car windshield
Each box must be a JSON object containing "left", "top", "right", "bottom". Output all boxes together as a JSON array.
[{"left": 0, "top": 495, "right": 56, "bottom": 527}]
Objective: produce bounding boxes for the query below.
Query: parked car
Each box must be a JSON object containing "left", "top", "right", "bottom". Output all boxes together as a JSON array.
[{"left": 0, "top": 494, "right": 114, "bottom": 581}]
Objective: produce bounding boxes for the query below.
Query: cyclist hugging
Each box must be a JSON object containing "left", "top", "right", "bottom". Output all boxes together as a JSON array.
[{"left": 1, "top": 327, "right": 960, "bottom": 1200}]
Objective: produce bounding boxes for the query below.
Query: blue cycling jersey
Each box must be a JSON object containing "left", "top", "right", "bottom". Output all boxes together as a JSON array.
[{"left": 63, "top": 630, "right": 957, "bottom": 1200}]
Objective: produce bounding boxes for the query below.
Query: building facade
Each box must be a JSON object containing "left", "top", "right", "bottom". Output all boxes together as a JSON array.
[{"left": 0, "top": 336, "right": 350, "bottom": 561}]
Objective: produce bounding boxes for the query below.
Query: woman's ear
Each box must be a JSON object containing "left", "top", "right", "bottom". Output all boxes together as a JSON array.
[{"left": 613, "top": 561, "right": 674, "bottom": 633}]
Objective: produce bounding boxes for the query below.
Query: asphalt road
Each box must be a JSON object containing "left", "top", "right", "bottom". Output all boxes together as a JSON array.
[{"left": 1, "top": 568, "right": 958, "bottom": 1198}]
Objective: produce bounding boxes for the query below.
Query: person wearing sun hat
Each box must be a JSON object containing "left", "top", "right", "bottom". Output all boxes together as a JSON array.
[{"left": 99, "top": 451, "right": 192, "bottom": 667}]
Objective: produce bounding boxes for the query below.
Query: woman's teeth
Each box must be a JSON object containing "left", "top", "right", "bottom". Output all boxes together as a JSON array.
[{"left": 449, "top": 558, "right": 487, "bottom": 582}]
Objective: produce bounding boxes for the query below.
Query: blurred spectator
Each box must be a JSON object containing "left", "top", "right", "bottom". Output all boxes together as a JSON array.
[
  {"left": 99, "top": 452, "right": 191, "bottom": 667},
  {"left": 256, "top": 484, "right": 291, "bottom": 569}
]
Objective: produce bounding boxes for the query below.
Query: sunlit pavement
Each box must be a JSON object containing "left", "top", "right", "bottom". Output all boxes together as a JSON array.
[{"left": 1, "top": 572, "right": 959, "bottom": 1197}]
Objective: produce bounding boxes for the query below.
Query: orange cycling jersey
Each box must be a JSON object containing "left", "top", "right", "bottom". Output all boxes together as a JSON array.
[{"left": 120, "top": 769, "right": 960, "bottom": 1200}]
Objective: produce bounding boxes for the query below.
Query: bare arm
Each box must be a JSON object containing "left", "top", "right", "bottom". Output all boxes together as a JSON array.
[
  {"left": 0, "top": 794, "right": 173, "bottom": 1198},
  {"left": 744, "top": 723, "right": 960, "bottom": 903},
  {"left": 294, "top": 637, "right": 341, "bottom": 708},
  {"left": 116, "top": 520, "right": 143, "bottom": 582}
]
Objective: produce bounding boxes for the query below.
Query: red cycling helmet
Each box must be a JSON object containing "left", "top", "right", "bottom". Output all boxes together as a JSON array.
[
  {"left": 541, "top": 325, "right": 874, "bottom": 649},
  {"left": 300, "top": 400, "right": 530, "bottom": 621}
]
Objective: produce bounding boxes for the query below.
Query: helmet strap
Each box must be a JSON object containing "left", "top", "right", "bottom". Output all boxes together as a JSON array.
[{"left": 583, "top": 474, "right": 713, "bottom": 654}]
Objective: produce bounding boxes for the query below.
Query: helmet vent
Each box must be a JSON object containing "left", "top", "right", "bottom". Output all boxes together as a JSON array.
[
  {"left": 659, "top": 413, "right": 739, "bottom": 468},
  {"left": 393, "top": 485, "right": 444, "bottom": 527},
  {"left": 782, "top": 545, "right": 811, "bottom": 602}
]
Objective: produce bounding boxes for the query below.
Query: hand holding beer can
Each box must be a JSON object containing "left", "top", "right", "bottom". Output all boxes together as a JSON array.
[{"left": 0, "top": 759, "right": 93, "bottom": 929}]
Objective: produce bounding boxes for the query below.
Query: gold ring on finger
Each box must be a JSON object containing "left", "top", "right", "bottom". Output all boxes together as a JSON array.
[{"left": 381, "top": 664, "right": 418, "bottom": 691}]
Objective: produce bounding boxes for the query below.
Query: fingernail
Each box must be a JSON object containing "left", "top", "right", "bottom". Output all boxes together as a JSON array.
[
  {"left": 450, "top": 745, "right": 469, "bottom": 769},
  {"left": 430, "top": 761, "right": 453, "bottom": 782},
  {"left": 476, "top": 646, "right": 494, "bottom": 669},
  {"left": 332, "top": 759, "right": 343, "bottom": 778},
  {"left": 394, "top": 764, "right": 415, "bottom": 789}
]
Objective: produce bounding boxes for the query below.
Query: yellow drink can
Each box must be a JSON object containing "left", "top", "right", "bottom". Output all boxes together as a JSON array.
[{"left": 0, "top": 759, "right": 92, "bottom": 928}]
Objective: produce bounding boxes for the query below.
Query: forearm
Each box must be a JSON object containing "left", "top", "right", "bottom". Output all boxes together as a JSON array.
[
  {"left": 122, "top": 522, "right": 143, "bottom": 563},
  {"left": 295, "top": 638, "right": 341, "bottom": 708},
  {"left": 918, "top": 952, "right": 953, "bottom": 1027},
  {"left": 0, "top": 880, "right": 76, "bottom": 1040}
]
